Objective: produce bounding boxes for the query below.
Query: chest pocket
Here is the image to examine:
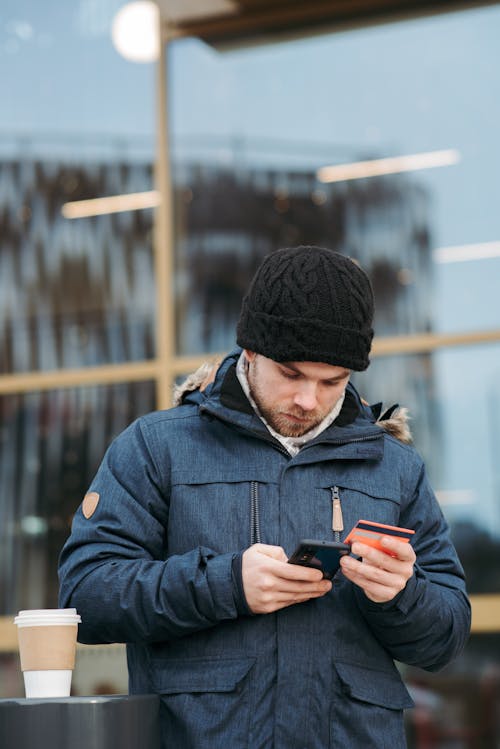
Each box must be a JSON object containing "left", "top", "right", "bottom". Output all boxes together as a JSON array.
[
  {"left": 168, "top": 464, "right": 279, "bottom": 554},
  {"left": 317, "top": 475, "right": 404, "bottom": 544}
]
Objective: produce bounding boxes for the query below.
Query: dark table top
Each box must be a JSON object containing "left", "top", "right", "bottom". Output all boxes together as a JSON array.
[{"left": 0, "top": 693, "right": 161, "bottom": 749}]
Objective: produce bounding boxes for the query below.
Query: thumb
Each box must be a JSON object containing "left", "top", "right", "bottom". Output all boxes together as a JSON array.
[{"left": 251, "top": 543, "right": 288, "bottom": 563}]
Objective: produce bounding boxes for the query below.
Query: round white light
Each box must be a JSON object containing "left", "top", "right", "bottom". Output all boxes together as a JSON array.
[{"left": 111, "top": 1, "right": 159, "bottom": 63}]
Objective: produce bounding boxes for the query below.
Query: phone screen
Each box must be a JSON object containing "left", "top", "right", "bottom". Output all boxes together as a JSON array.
[{"left": 288, "top": 540, "right": 350, "bottom": 579}]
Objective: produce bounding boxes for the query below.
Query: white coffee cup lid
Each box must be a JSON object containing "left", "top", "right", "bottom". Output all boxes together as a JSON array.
[
  {"left": 15, "top": 609, "right": 81, "bottom": 626},
  {"left": 17, "top": 609, "right": 78, "bottom": 616},
  {"left": 15, "top": 616, "right": 81, "bottom": 624}
]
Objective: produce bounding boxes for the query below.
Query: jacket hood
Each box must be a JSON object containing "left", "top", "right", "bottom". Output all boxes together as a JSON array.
[
  {"left": 173, "top": 350, "right": 412, "bottom": 445},
  {"left": 173, "top": 360, "right": 220, "bottom": 406}
]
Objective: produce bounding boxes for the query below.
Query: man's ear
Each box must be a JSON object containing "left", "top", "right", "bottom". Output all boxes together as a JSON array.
[{"left": 244, "top": 349, "right": 256, "bottom": 363}]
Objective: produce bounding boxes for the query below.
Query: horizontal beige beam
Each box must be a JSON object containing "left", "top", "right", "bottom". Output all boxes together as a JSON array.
[
  {"left": 1, "top": 328, "right": 500, "bottom": 396},
  {"left": 371, "top": 328, "right": 500, "bottom": 356},
  {"left": 0, "top": 355, "right": 216, "bottom": 395},
  {"left": 0, "top": 360, "right": 161, "bottom": 396},
  {"left": 0, "top": 593, "right": 498, "bottom": 653}
]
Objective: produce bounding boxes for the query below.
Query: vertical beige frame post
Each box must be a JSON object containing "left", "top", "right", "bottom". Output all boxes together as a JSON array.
[{"left": 154, "top": 17, "right": 176, "bottom": 410}]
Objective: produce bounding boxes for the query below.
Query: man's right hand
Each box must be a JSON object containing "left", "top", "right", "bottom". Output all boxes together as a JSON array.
[{"left": 242, "top": 543, "right": 332, "bottom": 614}]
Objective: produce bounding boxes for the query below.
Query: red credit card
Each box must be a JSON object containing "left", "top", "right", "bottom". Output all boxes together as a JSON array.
[{"left": 344, "top": 519, "right": 414, "bottom": 556}]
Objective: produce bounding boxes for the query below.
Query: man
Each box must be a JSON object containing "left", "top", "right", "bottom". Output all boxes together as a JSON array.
[{"left": 59, "top": 246, "right": 470, "bottom": 748}]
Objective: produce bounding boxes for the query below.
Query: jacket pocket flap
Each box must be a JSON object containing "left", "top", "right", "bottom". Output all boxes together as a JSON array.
[
  {"left": 335, "top": 661, "right": 414, "bottom": 710},
  {"left": 151, "top": 656, "right": 256, "bottom": 694},
  {"left": 323, "top": 477, "right": 401, "bottom": 503},
  {"left": 171, "top": 467, "right": 279, "bottom": 485}
]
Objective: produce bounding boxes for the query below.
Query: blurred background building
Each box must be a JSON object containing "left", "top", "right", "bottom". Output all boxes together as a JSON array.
[{"left": 1, "top": 0, "right": 499, "bottom": 744}]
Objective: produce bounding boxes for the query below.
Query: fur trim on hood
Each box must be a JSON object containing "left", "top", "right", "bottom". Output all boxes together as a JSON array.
[
  {"left": 376, "top": 407, "right": 412, "bottom": 444},
  {"left": 173, "top": 360, "right": 412, "bottom": 445},
  {"left": 173, "top": 360, "right": 222, "bottom": 407}
]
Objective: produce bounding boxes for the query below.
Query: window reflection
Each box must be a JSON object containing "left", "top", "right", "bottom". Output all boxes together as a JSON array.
[
  {"left": 0, "top": 159, "right": 156, "bottom": 374},
  {"left": 0, "top": 382, "right": 155, "bottom": 615},
  {"left": 172, "top": 163, "right": 432, "bottom": 354}
]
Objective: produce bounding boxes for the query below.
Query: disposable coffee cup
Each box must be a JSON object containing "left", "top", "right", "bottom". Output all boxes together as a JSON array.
[{"left": 14, "top": 608, "right": 81, "bottom": 698}]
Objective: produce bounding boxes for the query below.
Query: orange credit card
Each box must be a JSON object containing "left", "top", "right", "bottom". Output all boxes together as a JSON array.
[{"left": 344, "top": 519, "right": 415, "bottom": 556}]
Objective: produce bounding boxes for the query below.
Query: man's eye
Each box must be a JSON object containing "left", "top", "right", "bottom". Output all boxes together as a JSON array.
[{"left": 281, "top": 369, "right": 299, "bottom": 379}]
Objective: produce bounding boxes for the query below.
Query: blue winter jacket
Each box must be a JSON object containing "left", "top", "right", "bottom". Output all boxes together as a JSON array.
[{"left": 58, "top": 348, "right": 470, "bottom": 748}]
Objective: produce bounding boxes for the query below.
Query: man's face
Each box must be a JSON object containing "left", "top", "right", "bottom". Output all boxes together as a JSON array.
[{"left": 245, "top": 350, "right": 350, "bottom": 437}]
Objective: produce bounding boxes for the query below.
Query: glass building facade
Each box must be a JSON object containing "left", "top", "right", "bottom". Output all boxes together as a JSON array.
[{"left": 1, "top": 1, "right": 499, "bottom": 743}]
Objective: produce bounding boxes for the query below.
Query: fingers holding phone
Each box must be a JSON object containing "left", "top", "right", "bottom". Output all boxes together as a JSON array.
[
  {"left": 242, "top": 543, "right": 332, "bottom": 614},
  {"left": 241, "top": 529, "right": 416, "bottom": 612}
]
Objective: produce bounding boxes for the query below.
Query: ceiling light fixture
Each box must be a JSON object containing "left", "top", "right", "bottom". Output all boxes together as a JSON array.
[
  {"left": 111, "top": 1, "right": 159, "bottom": 63},
  {"left": 433, "top": 240, "right": 500, "bottom": 264},
  {"left": 61, "top": 190, "right": 160, "bottom": 219},
  {"left": 317, "top": 148, "right": 460, "bottom": 183}
]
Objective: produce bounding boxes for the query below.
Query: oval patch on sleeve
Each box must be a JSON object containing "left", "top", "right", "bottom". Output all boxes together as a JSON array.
[{"left": 82, "top": 492, "right": 100, "bottom": 519}]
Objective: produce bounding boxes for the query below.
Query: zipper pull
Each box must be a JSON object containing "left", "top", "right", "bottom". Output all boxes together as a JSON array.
[{"left": 331, "top": 486, "right": 343, "bottom": 542}]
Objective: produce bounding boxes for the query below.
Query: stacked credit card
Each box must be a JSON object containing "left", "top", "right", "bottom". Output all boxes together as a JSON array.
[{"left": 344, "top": 520, "right": 414, "bottom": 556}]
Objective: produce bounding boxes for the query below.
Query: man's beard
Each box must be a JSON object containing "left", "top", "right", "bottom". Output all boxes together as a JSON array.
[
  {"left": 256, "top": 403, "right": 325, "bottom": 437},
  {"left": 247, "top": 362, "right": 330, "bottom": 437}
]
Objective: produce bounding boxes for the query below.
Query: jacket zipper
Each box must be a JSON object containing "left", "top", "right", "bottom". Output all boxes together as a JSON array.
[
  {"left": 246, "top": 434, "right": 380, "bottom": 545},
  {"left": 331, "top": 486, "right": 344, "bottom": 542},
  {"left": 251, "top": 482, "right": 345, "bottom": 545},
  {"left": 250, "top": 481, "right": 261, "bottom": 545}
]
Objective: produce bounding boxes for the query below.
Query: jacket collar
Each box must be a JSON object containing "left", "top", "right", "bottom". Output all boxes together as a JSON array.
[
  {"left": 181, "top": 348, "right": 410, "bottom": 455},
  {"left": 195, "top": 348, "right": 384, "bottom": 453}
]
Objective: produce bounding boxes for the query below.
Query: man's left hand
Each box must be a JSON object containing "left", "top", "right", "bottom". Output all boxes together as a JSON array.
[{"left": 339, "top": 536, "right": 416, "bottom": 603}]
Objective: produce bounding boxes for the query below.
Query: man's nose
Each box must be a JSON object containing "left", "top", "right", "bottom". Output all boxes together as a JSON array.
[{"left": 293, "top": 383, "right": 318, "bottom": 411}]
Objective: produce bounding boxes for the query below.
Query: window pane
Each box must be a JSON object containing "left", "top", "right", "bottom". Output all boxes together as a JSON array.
[
  {"left": 0, "top": 160, "right": 156, "bottom": 373},
  {"left": 0, "top": 382, "right": 155, "bottom": 615},
  {"left": 0, "top": 1, "right": 156, "bottom": 373},
  {"left": 169, "top": 5, "right": 500, "bottom": 354}
]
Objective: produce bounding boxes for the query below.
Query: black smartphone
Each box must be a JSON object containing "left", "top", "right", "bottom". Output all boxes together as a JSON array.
[{"left": 288, "top": 539, "right": 350, "bottom": 579}]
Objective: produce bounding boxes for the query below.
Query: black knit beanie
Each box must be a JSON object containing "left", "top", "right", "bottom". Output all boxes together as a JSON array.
[{"left": 236, "top": 246, "right": 374, "bottom": 371}]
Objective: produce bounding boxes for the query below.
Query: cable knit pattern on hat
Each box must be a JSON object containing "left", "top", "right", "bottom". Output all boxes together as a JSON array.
[{"left": 236, "top": 246, "right": 374, "bottom": 370}]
